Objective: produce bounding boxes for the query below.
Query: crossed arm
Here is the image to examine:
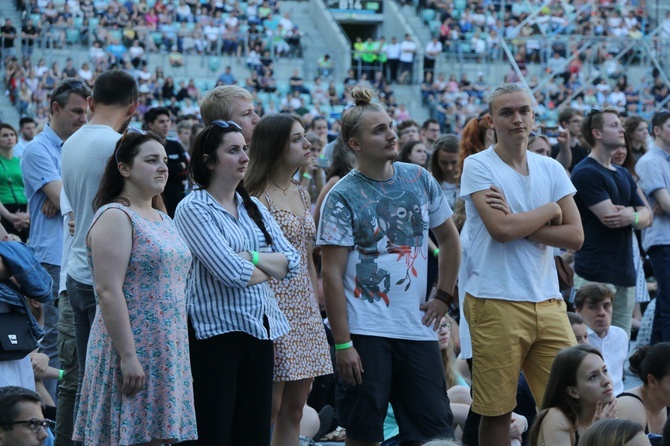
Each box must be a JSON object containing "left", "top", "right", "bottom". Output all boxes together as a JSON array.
[{"left": 471, "top": 187, "right": 584, "bottom": 251}]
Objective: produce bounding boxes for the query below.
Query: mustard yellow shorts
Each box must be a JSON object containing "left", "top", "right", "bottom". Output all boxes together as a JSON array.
[{"left": 464, "top": 293, "right": 575, "bottom": 416}]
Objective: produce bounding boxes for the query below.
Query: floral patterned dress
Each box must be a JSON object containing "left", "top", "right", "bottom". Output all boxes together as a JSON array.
[
  {"left": 265, "top": 187, "right": 333, "bottom": 382},
  {"left": 73, "top": 204, "right": 197, "bottom": 445}
]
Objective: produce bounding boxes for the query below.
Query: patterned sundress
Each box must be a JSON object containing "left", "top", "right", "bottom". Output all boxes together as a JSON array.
[
  {"left": 73, "top": 203, "right": 197, "bottom": 445},
  {"left": 265, "top": 187, "right": 333, "bottom": 381}
]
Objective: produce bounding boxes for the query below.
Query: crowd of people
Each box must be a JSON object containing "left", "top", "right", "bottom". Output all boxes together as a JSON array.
[
  {"left": 2, "top": 0, "right": 670, "bottom": 140},
  {"left": 1, "top": 63, "right": 670, "bottom": 446},
  {"left": 1, "top": 1, "right": 670, "bottom": 446}
]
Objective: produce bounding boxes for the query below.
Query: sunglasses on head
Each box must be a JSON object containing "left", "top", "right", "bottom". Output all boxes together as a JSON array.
[
  {"left": 202, "top": 120, "right": 242, "bottom": 148},
  {"left": 584, "top": 107, "right": 602, "bottom": 132},
  {"left": 51, "top": 79, "right": 87, "bottom": 102}
]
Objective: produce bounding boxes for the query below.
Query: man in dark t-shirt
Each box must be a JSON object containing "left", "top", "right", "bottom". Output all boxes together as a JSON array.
[
  {"left": 1, "top": 19, "right": 17, "bottom": 57},
  {"left": 21, "top": 20, "right": 39, "bottom": 57},
  {"left": 570, "top": 107, "right": 651, "bottom": 337}
]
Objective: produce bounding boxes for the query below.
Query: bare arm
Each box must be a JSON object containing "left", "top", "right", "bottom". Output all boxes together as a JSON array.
[
  {"left": 653, "top": 188, "right": 670, "bottom": 215},
  {"left": 89, "top": 208, "right": 145, "bottom": 396},
  {"left": 588, "top": 198, "right": 651, "bottom": 230},
  {"left": 554, "top": 130, "right": 572, "bottom": 170},
  {"left": 539, "top": 409, "right": 576, "bottom": 446},
  {"left": 306, "top": 239, "right": 320, "bottom": 306},
  {"left": 42, "top": 180, "right": 62, "bottom": 210},
  {"left": 527, "top": 194, "right": 584, "bottom": 251},
  {"left": 419, "top": 218, "right": 461, "bottom": 330},
  {"left": 321, "top": 244, "right": 363, "bottom": 385},
  {"left": 471, "top": 188, "right": 561, "bottom": 243},
  {"left": 313, "top": 176, "right": 339, "bottom": 229},
  {"left": 615, "top": 395, "right": 647, "bottom": 428}
]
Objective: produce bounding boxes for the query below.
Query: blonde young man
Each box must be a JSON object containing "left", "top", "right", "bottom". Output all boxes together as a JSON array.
[{"left": 459, "top": 83, "right": 584, "bottom": 445}]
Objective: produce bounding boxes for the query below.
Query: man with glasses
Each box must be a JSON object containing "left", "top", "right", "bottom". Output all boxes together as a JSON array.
[
  {"left": 551, "top": 106, "right": 588, "bottom": 172},
  {"left": 60, "top": 70, "right": 138, "bottom": 446},
  {"left": 0, "top": 386, "right": 51, "bottom": 446},
  {"left": 21, "top": 78, "right": 90, "bottom": 407},
  {"left": 636, "top": 110, "right": 670, "bottom": 344},
  {"left": 420, "top": 118, "right": 441, "bottom": 155},
  {"left": 397, "top": 119, "right": 421, "bottom": 149},
  {"left": 570, "top": 107, "right": 651, "bottom": 337}
]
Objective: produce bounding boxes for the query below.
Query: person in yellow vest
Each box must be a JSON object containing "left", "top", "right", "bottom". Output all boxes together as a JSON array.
[
  {"left": 361, "top": 37, "right": 378, "bottom": 79},
  {"left": 353, "top": 37, "right": 364, "bottom": 77}
]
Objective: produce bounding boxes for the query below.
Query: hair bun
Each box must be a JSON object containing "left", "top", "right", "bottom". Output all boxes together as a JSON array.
[
  {"left": 351, "top": 88, "right": 374, "bottom": 106},
  {"left": 628, "top": 344, "right": 650, "bottom": 376}
]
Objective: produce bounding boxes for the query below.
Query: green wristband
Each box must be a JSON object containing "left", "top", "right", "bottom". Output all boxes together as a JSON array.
[
  {"left": 334, "top": 340, "right": 353, "bottom": 350},
  {"left": 633, "top": 212, "right": 639, "bottom": 226},
  {"left": 251, "top": 251, "right": 259, "bottom": 266},
  {"left": 302, "top": 172, "right": 312, "bottom": 180},
  {"left": 58, "top": 369, "right": 64, "bottom": 380},
  {"left": 433, "top": 248, "right": 440, "bottom": 258}
]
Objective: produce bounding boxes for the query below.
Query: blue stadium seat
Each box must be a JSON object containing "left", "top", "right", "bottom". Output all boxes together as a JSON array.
[{"left": 422, "top": 9, "right": 436, "bottom": 24}]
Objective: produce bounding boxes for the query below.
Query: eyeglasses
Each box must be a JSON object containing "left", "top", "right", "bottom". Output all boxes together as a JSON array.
[
  {"left": 202, "top": 120, "right": 242, "bottom": 149},
  {"left": 6, "top": 418, "right": 54, "bottom": 434},
  {"left": 50, "top": 79, "right": 87, "bottom": 103}
]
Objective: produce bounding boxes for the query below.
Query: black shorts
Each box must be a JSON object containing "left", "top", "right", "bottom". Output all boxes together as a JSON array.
[{"left": 335, "top": 335, "right": 453, "bottom": 443}]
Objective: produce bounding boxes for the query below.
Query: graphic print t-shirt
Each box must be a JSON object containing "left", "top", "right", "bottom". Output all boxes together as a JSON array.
[{"left": 317, "top": 162, "right": 452, "bottom": 341}]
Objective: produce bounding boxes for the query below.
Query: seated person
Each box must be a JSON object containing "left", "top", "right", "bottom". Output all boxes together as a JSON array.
[
  {"left": 617, "top": 343, "right": 670, "bottom": 437},
  {"left": 575, "top": 283, "right": 628, "bottom": 395},
  {"left": 579, "top": 418, "right": 648, "bottom": 446},
  {"left": 0, "top": 386, "right": 52, "bottom": 445},
  {"left": 528, "top": 345, "right": 617, "bottom": 446},
  {"left": 568, "top": 311, "right": 590, "bottom": 345}
]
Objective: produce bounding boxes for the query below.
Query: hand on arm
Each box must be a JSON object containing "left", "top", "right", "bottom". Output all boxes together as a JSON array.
[
  {"left": 41, "top": 180, "right": 62, "bottom": 213},
  {"left": 471, "top": 187, "right": 562, "bottom": 243},
  {"left": 527, "top": 194, "right": 584, "bottom": 250},
  {"left": 321, "top": 244, "right": 363, "bottom": 385},
  {"left": 590, "top": 198, "right": 651, "bottom": 230},
  {"left": 89, "top": 208, "right": 145, "bottom": 396},
  {"left": 652, "top": 188, "right": 670, "bottom": 215}
]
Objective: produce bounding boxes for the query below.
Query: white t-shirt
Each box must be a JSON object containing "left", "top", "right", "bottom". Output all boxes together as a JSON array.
[
  {"left": 61, "top": 124, "right": 121, "bottom": 285},
  {"left": 317, "top": 163, "right": 452, "bottom": 341},
  {"left": 399, "top": 40, "right": 416, "bottom": 63},
  {"left": 460, "top": 148, "right": 575, "bottom": 302}
]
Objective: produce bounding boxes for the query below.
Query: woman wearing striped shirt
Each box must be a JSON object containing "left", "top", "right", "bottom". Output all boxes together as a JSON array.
[{"left": 174, "top": 120, "right": 300, "bottom": 446}]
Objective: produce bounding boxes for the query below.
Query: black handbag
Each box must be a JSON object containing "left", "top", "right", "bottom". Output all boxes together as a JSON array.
[{"left": 0, "top": 300, "right": 38, "bottom": 361}]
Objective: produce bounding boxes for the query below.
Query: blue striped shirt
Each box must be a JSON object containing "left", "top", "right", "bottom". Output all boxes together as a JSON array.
[{"left": 174, "top": 188, "right": 299, "bottom": 341}]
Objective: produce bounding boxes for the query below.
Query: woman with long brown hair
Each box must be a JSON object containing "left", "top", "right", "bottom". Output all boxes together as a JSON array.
[{"left": 74, "top": 131, "right": 197, "bottom": 445}]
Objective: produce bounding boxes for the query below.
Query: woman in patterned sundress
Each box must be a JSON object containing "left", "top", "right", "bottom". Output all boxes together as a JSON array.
[
  {"left": 73, "top": 131, "right": 197, "bottom": 445},
  {"left": 246, "top": 114, "right": 333, "bottom": 446}
]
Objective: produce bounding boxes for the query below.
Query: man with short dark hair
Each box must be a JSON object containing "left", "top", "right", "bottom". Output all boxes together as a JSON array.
[
  {"left": 571, "top": 108, "right": 651, "bottom": 337},
  {"left": 0, "top": 386, "right": 49, "bottom": 446},
  {"left": 397, "top": 119, "right": 420, "bottom": 148},
  {"left": 551, "top": 106, "right": 588, "bottom": 171},
  {"left": 144, "top": 107, "right": 189, "bottom": 217},
  {"left": 0, "top": 19, "right": 17, "bottom": 58},
  {"left": 13, "top": 117, "right": 36, "bottom": 158},
  {"left": 420, "top": 118, "right": 441, "bottom": 154},
  {"left": 61, "top": 70, "right": 138, "bottom": 446},
  {"left": 21, "top": 78, "right": 90, "bottom": 407},
  {"left": 636, "top": 110, "right": 670, "bottom": 344}
]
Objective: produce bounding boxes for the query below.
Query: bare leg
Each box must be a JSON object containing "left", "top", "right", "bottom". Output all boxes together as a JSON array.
[
  {"left": 479, "top": 412, "right": 512, "bottom": 446},
  {"left": 271, "top": 378, "right": 313, "bottom": 446}
]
